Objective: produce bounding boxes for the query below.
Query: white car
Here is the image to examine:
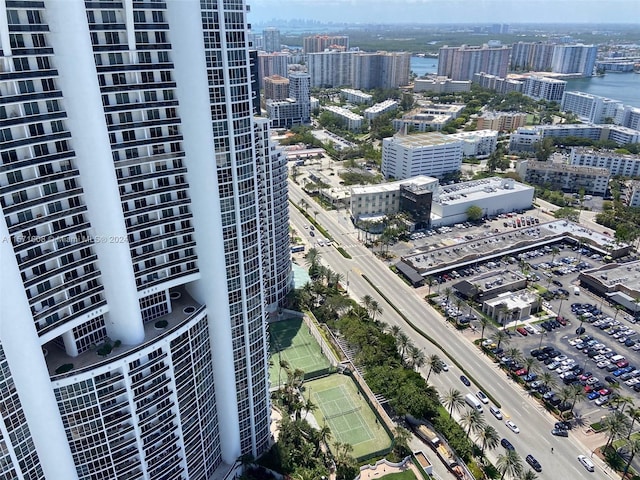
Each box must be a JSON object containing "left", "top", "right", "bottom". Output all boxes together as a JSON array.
[
  {"left": 578, "top": 454, "right": 595, "bottom": 472},
  {"left": 568, "top": 338, "right": 581, "bottom": 346},
  {"left": 490, "top": 406, "right": 503, "bottom": 419},
  {"left": 597, "top": 361, "right": 610, "bottom": 369},
  {"left": 506, "top": 420, "right": 520, "bottom": 434},
  {"left": 476, "top": 391, "right": 489, "bottom": 404},
  {"left": 554, "top": 355, "right": 568, "bottom": 362},
  {"left": 439, "top": 361, "right": 449, "bottom": 372}
]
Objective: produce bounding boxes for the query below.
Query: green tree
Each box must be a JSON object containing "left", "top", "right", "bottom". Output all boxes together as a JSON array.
[
  {"left": 461, "top": 408, "right": 486, "bottom": 438},
  {"left": 478, "top": 424, "right": 500, "bottom": 458},
  {"left": 425, "top": 354, "right": 443, "bottom": 382},
  {"left": 496, "top": 449, "right": 523, "bottom": 480},
  {"left": 442, "top": 388, "right": 465, "bottom": 418},
  {"left": 466, "top": 205, "right": 484, "bottom": 222}
]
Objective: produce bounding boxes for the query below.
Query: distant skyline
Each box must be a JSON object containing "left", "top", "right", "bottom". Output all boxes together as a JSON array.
[{"left": 249, "top": 0, "right": 640, "bottom": 26}]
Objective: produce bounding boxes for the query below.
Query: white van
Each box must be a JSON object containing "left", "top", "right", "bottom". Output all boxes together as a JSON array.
[
  {"left": 574, "top": 286, "right": 580, "bottom": 295},
  {"left": 611, "top": 355, "right": 626, "bottom": 364},
  {"left": 465, "top": 393, "right": 483, "bottom": 413}
]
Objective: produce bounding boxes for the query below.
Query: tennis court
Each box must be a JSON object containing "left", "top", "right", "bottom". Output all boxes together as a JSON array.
[
  {"left": 306, "top": 374, "right": 392, "bottom": 460},
  {"left": 269, "top": 317, "right": 331, "bottom": 388}
]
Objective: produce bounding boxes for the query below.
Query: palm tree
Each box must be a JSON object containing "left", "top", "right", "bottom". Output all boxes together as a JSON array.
[
  {"left": 361, "top": 294, "right": 373, "bottom": 316},
  {"left": 369, "top": 300, "right": 383, "bottom": 322},
  {"left": 393, "top": 426, "right": 412, "bottom": 458},
  {"left": 390, "top": 325, "right": 401, "bottom": 339},
  {"left": 521, "top": 470, "right": 538, "bottom": 480},
  {"left": 396, "top": 332, "right": 410, "bottom": 358},
  {"left": 627, "top": 406, "right": 640, "bottom": 438},
  {"left": 302, "top": 397, "right": 317, "bottom": 420},
  {"left": 478, "top": 424, "right": 500, "bottom": 458},
  {"left": 425, "top": 354, "right": 443, "bottom": 381},
  {"left": 540, "top": 371, "right": 556, "bottom": 392},
  {"left": 622, "top": 437, "right": 640, "bottom": 478},
  {"left": 444, "top": 287, "right": 452, "bottom": 304},
  {"left": 316, "top": 424, "right": 332, "bottom": 456},
  {"left": 442, "top": 388, "right": 465, "bottom": 418},
  {"left": 615, "top": 395, "right": 635, "bottom": 415},
  {"left": 558, "top": 387, "right": 574, "bottom": 418},
  {"left": 524, "top": 356, "right": 540, "bottom": 375},
  {"left": 492, "top": 330, "right": 511, "bottom": 349},
  {"left": 305, "top": 248, "right": 321, "bottom": 268},
  {"left": 569, "top": 383, "right": 584, "bottom": 417},
  {"left": 425, "top": 276, "right": 435, "bottom": 297},
  {"left": 505, "top": 347, "right": 523, "bottom": 364},
  {"left": 496, "top": 449, "right": 523, "bottom": 480},
  {"left": 461, "top": 408, "right": 486, "bottom": 438},
  {"left": 407, "top": 345, "right": 425, "bottom": 370},
  {"left": 479, "top": 316, "right": 491, "bottom": 340},
  {"left": 604, "top": 411, "right": 631, "bottom": 449}
]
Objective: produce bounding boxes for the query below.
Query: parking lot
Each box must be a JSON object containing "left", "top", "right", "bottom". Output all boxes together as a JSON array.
[{"left": 428, "top": 232, "right": 640, "bottom": 424}]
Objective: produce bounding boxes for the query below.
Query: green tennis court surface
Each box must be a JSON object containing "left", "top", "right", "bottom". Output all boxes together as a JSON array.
[
  {"left": 269, "top": 317, "right": 331, "bottom": 388},
  {"left": 306, "top": 374, "right": 392, "bottom": 460}
]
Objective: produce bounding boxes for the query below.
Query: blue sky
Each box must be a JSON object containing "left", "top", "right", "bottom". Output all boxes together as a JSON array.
[{"left": 249, "top": 0, "right": 640, "bottom": 25}]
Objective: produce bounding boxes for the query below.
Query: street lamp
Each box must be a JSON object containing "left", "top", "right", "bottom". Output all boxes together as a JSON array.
[{"left": 538, "top": 331, "right": 547, "bottom": 350}]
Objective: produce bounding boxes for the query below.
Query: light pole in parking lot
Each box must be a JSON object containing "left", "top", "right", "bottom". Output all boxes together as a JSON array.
[{"left": 538, "top": 331, "right": 548, "bottom": 350}]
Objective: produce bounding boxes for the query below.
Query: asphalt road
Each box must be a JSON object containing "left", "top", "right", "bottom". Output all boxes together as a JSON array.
[{"left": 288, "top": 180, "right": 611, "bottom": 479}]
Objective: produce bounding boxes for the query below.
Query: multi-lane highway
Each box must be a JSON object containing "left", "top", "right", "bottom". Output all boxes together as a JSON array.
[{"left": 288, "top": 179, "right": 614, "bottom": 479}]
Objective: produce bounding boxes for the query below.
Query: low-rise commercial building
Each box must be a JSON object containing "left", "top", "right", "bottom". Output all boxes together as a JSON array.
[
  {"left": 579, "top": 260, "right": 640, "bottom": 315},
  {"left": 382, "top": 132, "right": 463, "bottom": 179},
  {"left": 483, "top": 290, "right": 538, "bottom": 324},
  {"left": 350, "top": 175, "right": 439, "bottom": 226},
  {"left": 430, "top": 177, "right": 534, "bottom": 226}
]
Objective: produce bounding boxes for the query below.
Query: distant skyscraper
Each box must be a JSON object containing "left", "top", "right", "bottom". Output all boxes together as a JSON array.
[
  {"left": 257, "top": 53, "right": 289, "bottom": 88},
  {"left": 303, "top": 35, "right": 350, "bottom": 53},
  {"left": 0, "top": 1, "right": 289, "bottom": 479},
  {"left": 551, "top": 44, "right": 598, "bottom": 76},
  {"left": 266, "top": 73, "right": 311, "bottom": 128},
  {"left": 438, "top": 45, "right": 511, "bottom": 81},
  {"left": 263, "top": 27, "right": 281, "bottom": 53}
]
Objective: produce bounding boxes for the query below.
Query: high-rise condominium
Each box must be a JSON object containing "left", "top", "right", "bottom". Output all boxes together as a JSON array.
[
  {"left": 0, "top": 1, "right": 290, "bottom": 479},
  {"left": 262, "top": 27, "right": 281, "bottom": 53},
  {"left": 438, "top": 44, "right": 511, "bottom": 81}
]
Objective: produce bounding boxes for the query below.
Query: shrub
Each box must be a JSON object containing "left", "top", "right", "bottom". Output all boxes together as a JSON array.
[
  {"left": 55, "top": 364, "right": 74, "bottom": 374},
  {"left": 97, "top": 343, "right": 112, "bottom": 357},
  {"left": 155, "top": 320, "right": 168, "bottom": 329}
]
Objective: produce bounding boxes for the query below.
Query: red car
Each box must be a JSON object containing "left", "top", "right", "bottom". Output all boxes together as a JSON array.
[
  {"left": 617, "top": 360, "right": 629, "bottom": 368},
  {"left": 517, "top": 327, "right": 528, "bottom": 336},
  {"left": 584, "top": 385, "right": 594, "bottom": 393},
  {"left": 515, "top": 368, "right": 528, "bottom": 376},
  {"left": 599, "top": 388, "right": 611, "bottom": 396},
  {"left": 557, "top": 317, "right": 567, "bottom": 326}
]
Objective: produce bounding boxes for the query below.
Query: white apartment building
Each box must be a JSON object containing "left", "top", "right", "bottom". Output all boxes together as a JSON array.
[
  {"left": 340, "top": 88, "right": 373, "bottom": 105},
  {"left": 561, "top": 91, "right": 622, "bottom": 123},
  {"left": 0, "top": 2, "right": 291, "bottom": 478},
  {"left": 516, "top": 160, "right": 610, "bottom": 195},
  {"left": 364, "top": 100, "right": 399, "bottom": 120},
  {"left": 624, "top": 181, "right": 640, "bottom": 207},
  {"left": 523, "top": 76, "right": 566, "bottom": 102},
  {"left": 551, "top": 44, "right": 597, "bottom": 76},
  {"left": 449, "top": 130, "right": 499, "bottom": 158},
  {"left": 570, "top": 148, "right": 640, "bottom": 178},
  {"left": 382, "top": 132, "right": 463, "bottom": 179},
  {"left": 615, "top": 105, "right": 640, "bottom": 131},
  {"left": 476, "top": 111, "right": 528, "bottom": 132},
  {"left": 509, "top": 124, "right": 640, "bottom": 152},
  {"left": 323, "top": 106, "right": 364, "bottom": 131}
]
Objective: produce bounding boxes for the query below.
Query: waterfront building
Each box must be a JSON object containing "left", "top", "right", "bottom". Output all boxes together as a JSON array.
[
  {"left": 510, "top": 42, "right": 555, "bottom": 72},
  {"left": 550, "top": 44, "right": 598, "bottom": 76},
  {"left": 438, "top": 44, "right": 511, "bottom": 81},
  {"left": 523, "top": 76, "right": 566, "bottom": 102},
  {"left": 561, "top": 91, "right": 622, "bottom": 124},
  {"left": 0, "top": 2, "right": 290, "bottom": 478},
  {"left": 472, "top": 73, "right": 524, "bottom": 94},
  {"left": 413, "top": 77, "right": 472, "bottom": 94}
]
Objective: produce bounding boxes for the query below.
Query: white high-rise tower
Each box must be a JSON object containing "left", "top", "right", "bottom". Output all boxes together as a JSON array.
[{"left": 0, "top": 1, "right": 290, "bottom": 478}]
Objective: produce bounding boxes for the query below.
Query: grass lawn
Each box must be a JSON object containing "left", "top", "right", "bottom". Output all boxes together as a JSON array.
[{"left": 381, "top": 471, "right": 418, "bottom": 479}]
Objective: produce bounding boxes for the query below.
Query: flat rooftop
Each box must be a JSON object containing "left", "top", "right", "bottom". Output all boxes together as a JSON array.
[
  {"left": 435, "top": 178, "right": 532, "bottom": 206},
  {"left": 351, "top": 175, "right": 438, "bottom": 196},
  {"left": 386, "top": 132, "right": 461, "bottom": 148}
]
